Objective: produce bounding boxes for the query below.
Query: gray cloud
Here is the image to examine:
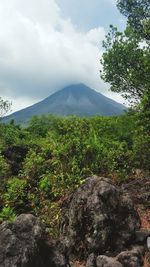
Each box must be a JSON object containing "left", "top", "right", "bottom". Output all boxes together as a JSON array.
[{"left": 0, "top": 0, "right": 124, "bottom": 112}]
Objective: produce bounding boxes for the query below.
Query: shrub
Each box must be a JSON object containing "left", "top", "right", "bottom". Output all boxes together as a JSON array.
[
  {"left": 0, "top": 155, "right": 10, "bottom": 178},
  {"left": 0, "top": 206, "right": 16, "bottom": 223},
  {"left": 4, "top": 177, "right": 28, "bottom": 212}
]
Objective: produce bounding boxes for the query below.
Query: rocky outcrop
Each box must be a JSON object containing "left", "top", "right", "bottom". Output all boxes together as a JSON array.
[
  {"left": 61, "top": 177, "right": 140, "bottom": 259},
  {"left": 96, "top": 255, "right": 122, "bottom": 267},
  {"left": 0, "top": 176, "right": 149, "bottom": 267},
  {"left": 85, "top": 246, "right": 144, "bottom": 267},
  {"left": 116, "top": 246, "right": 144, "bottom": 267},
  {"left": 0, "top": 214, "right": 68, "bottom": 267}
]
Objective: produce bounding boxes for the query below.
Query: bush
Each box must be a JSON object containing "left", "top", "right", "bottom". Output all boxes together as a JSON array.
[
  {"left": 4, "top": 177, "right": 28, "bottom": 212},
  {"left": 0, "top": 155, "right": 10, "bottom": 178},
  {"left": 0, "top": 206, "right": 16, "bottom": 223}
]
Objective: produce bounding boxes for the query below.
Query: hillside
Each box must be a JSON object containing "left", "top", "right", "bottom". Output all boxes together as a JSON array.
[{"left": 4, "top": 84, "right": 126, "bottom": 123}]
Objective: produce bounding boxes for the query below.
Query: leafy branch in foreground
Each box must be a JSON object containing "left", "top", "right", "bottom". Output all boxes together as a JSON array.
[
  {"left": 101, "top": 0, "right": 150, "bottom": 106},
  {"left": 101, "top": 25, "right": 150, "bottom": 104},
  {"left": 117, "top": 0, "right": 150, "bottom": 40}
]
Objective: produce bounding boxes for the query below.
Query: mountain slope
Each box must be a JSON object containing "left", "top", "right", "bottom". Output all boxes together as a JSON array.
[{"left": 4, "top": 84, "right": 126, "bottom": 123}]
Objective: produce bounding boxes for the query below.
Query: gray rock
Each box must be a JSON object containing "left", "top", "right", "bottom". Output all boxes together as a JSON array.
[
  {"left": 0, "top": 214, "right": 44, "bottom": 267},
  {"left": 61, "top": 177, "right": 140, "bottom": 259},
  {"left": 86, "top": 253, "right": 96, "bottom": 267},
  {"left": 86, "top": 247, "right": 144, "bottom": 267},
  {"left": 116, "top": 246, "right": 144, "bottom": 267},
  {"left": 121, "top": 177, "right": 150, "bottom": 207},
  {"left": 134, "top": 230, "right": 150, "bottom": 244},
  {"left": 96, "top": 255, "right": 122, "bottom": 267},
  {"left": 0, "top": 214, "right": 68, "bottom": 267},
  {"left": 147, "top": 237, "right": 150, "bottom": 250}
]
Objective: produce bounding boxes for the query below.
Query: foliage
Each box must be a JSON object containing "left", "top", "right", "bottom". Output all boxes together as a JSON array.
[
  {"left": 101, "top": 0, "right": 150, "bottom": 106},
  {"left": 101, "top": 25, "right": 150, "bottom": 104},
  {"left": 117, "top": 0, "right": 150, "bottom": 40},
  {"left": 0, "top": 98, "right": 12, "bottom": 119},
  {"left": 39, "top": 175, "right": 53, "bottom": 197},
  {"left": 27, "top": 115, "right": 61, "bottom": 138},
  {"left": 0, "top": 155, "right": 10, "bottom": 178},
  {"left": 0, "top": 206, "right": 16, "bottom": 223},
  {"left": 0, "top": 113, "right": 149, "bottom": 234},
  {"left": 22, "top": 150, "right": 46, "bottom": 180},
  {"left": 4, "top": 177, "right": 28, "bottom": 212},
  {"left": 100, "top": 0, "right": 150, "bottom": 180}
]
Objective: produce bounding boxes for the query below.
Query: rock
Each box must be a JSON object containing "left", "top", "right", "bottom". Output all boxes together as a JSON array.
[
  {"left": 121, "top": 177, "right": 150, "bottom": 207},
  {"left": 0, "top": 214, "right": 45, "bottom": 267},
  {"left": 147, "top": 237, "right": 150, "bottom": 250},
  {"left": 116, "top": 246, "right": 144, "bottom": 267},
  {"left": 0, "top": 214, "right": 68, "bottom": 267},
  {"left": 96, "top": 255, "right": 122, "bottom": 267},
  {"left": 134, "top": 230, "right": 150, "bottom": 244},
  {"left": 86, "top": 253, "right": 96, "bottom": 267},
  {"left": 85, "top": 247, "right": 144, "bottom": 267},
  {"left": 86, "top": 247, "right": 144, "bottom": 267},
  {"left": 48, "top": 240, "right": 69, "bottom": 267},
  {"left": 61, "top": 177, "right": 140, "bottom": 259}
]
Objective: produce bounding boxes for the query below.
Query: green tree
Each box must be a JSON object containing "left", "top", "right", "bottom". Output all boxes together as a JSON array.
[
  {"left": 101, "top": 0, "right": 150, "bottom": 171},
  {"left": 0, "top": 97, "right": 12, "bottom": 119},
  {"left": 117, "top": 0, "right": 150, "bottom": 40},
  {"left": 101, "top": 0, "right": 150, "bottom": 105}
]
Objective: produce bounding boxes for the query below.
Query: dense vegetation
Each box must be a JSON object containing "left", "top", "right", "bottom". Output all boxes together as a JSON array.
[{"left": 0, "top": 113, "right": 149, "bottom": 235}]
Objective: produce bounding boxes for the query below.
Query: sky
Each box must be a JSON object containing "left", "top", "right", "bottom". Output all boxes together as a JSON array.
[{"left": 0, "top": 0, "right": 127, "bottom": 113}]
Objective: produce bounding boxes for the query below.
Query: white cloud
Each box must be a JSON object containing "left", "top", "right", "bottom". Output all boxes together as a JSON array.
[
  {"left": 0, "top": 0, "right": 124, "bottom": 112},
  {"left": 1, "top": 93, "right": 35, "bottom": 114},
  {"left": 86, "top": 27, "right": 105, "bottom": 45}
]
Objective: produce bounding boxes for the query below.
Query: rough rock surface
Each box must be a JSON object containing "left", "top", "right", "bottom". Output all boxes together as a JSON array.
[
  {"left": 134, "top": 230, "right": 150, "bottom": 245},
  {"left": 0, "top": 177, "right": 148, "bottom": 267},
  {"left": 0, "top": 214, "right": 68, "bottom": 267},
  {"left": 86, "top": 253, "right": 96, "bottom": 267},
  {"left": 86, "top": 254, "right": 122, "bottom": 267},
  {"left": 85, "top": 246, "right": 144, "bottom": 267},
  {"left": 96, "top": 255, "right": 122, "bottom": 267},
  {"left": 147, "top": 237, "right": 150, "bottom": 250},
  {"left": 61, "top": 177, "right": 140, "bottom": 259},
  {"left": 116, "top": 246, "right": 144, "bottom": 267},
  {"left": 120, "top": 176, "right": 150, "bottom": 208}
]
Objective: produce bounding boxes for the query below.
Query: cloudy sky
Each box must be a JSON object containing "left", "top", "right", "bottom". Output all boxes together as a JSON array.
[{"left": 0, "top": 0, "right": 126, "bottom": 113}]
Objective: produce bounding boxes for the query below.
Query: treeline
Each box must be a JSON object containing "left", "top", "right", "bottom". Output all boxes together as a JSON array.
[{"left": 0, "top": 113, "right": 149, "bottom": 234}]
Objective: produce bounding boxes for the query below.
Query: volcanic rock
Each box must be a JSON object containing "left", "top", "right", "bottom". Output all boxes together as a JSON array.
[
  {"left": 0, "top": 214, "right": 68, "bottom": 267},
  {"left": 61, "top": 176, "right": 140, "bottom": 259}
]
